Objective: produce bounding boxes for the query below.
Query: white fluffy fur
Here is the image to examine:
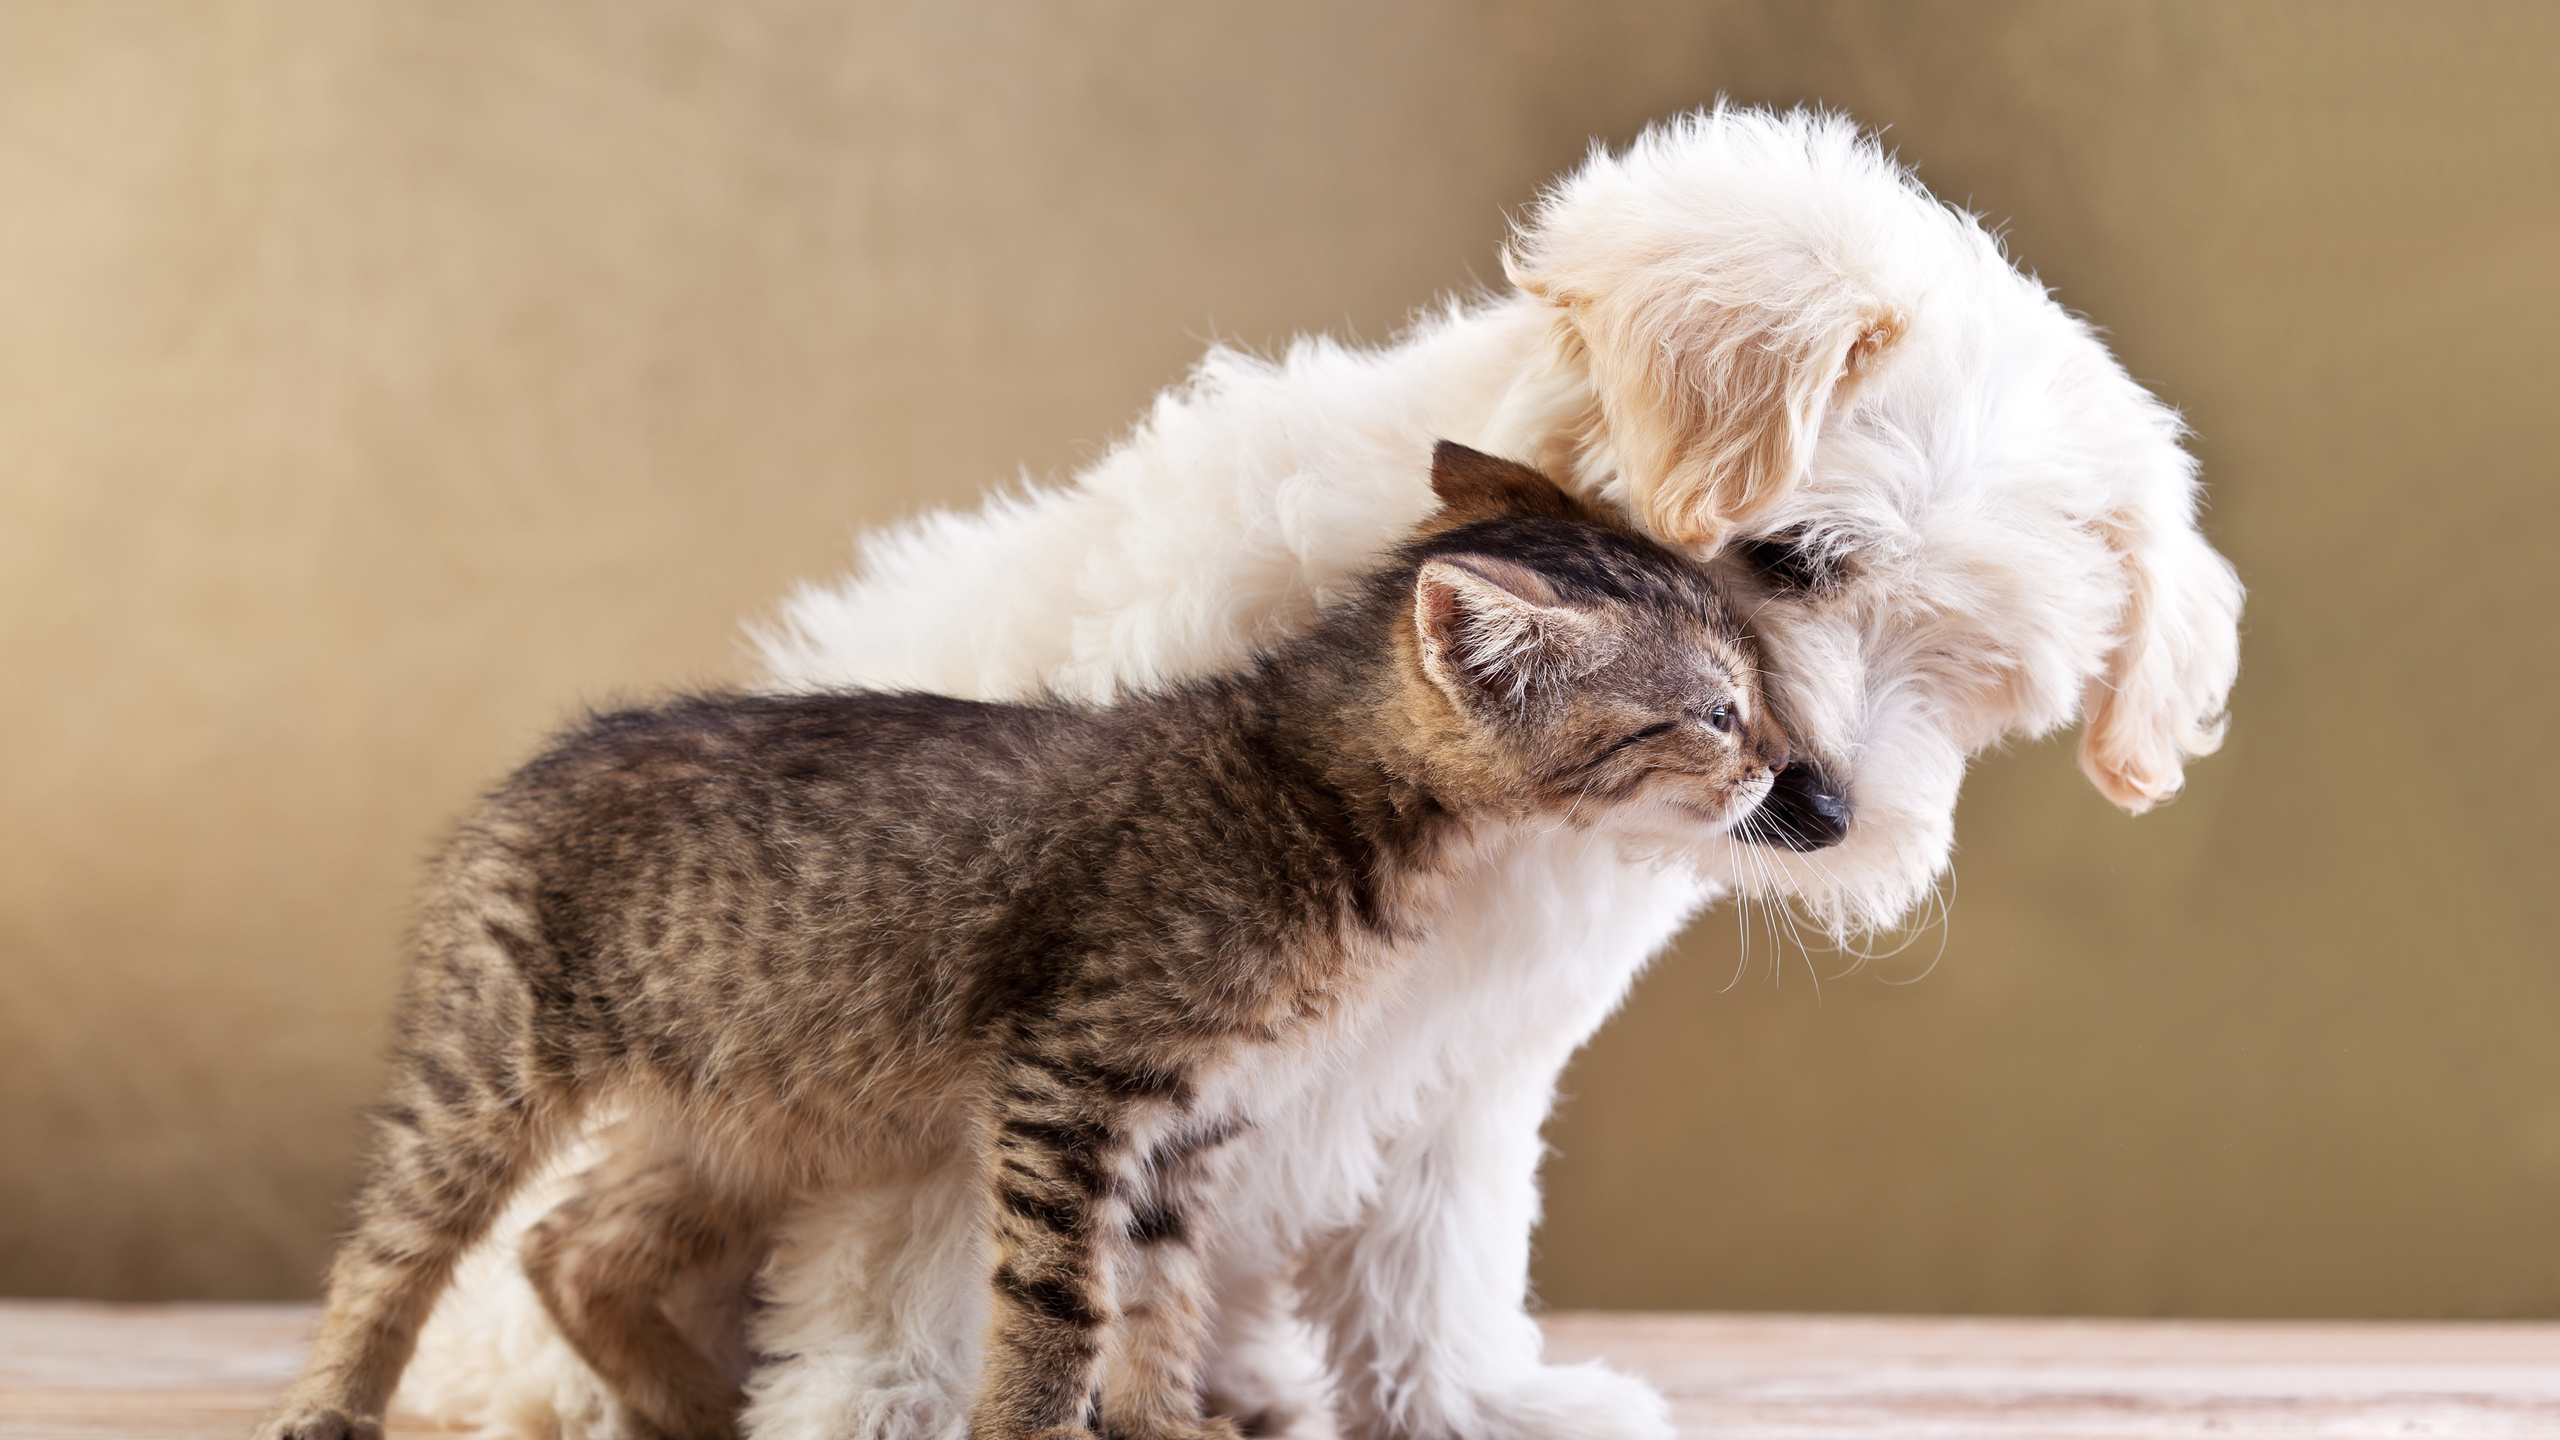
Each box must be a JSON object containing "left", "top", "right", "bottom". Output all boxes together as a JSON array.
[{"left": 400, "top": 108, "right": 2241, "bottom": 1439}]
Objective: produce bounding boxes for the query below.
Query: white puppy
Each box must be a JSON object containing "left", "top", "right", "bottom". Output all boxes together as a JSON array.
[{"left": 400, "top": 107, "right": 2240, "bottom": 1440}]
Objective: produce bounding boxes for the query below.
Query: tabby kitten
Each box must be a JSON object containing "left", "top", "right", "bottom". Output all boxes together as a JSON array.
[{"left": 259, "top": 443, "right": 1787, "bottom": 1440}]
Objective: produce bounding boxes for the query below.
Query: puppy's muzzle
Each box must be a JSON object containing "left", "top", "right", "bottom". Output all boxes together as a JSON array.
[{"left": 1749, "top": 762, "right": 1852, "bottom": 851}]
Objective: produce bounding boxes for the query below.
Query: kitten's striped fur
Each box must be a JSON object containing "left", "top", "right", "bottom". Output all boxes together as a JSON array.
[{"left": 259, "top": 444, "right": 1785, "bottom": 1440}]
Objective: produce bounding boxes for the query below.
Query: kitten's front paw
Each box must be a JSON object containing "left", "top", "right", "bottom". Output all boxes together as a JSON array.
[
  {"left": 255, "top": 1405, "right": 382, "bottom": 1440},
  {"left": 1476, "top": 1362, "right": 1671, "bottom": 1440}
]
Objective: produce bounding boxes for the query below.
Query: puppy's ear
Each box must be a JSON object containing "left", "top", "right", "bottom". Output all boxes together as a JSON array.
[
  {"left": 2077, "top": 493, "right": 2245, "bottom": 813},
  {"left": 1413, "top": 554, "right": 1605, "bottom": 710},
  {"left": 1508, "top": 244, "right": 1901, "bottom": 554},
  {"left": 1502, "top": 115, "right": 1910, "bottom": 553},
  {"left": 1428, "top": 441, "right": 1584, "bottom": 523}
]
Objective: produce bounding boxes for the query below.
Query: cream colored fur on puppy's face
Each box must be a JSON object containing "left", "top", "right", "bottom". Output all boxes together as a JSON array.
[
  {"left": 398, "top": 108, "right": 2242, "bottom": 1440},
  {"left": 1502, "top": 110, "right": 2242, "bottom": 931}
]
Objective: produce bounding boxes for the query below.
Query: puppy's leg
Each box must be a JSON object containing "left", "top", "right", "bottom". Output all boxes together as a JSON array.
[
  {"left": 1298, "top": 1067, "right": 1667, "bottom": 1440},
  {"left": 740, "top": 1151, "right": 984, "bottom": 1440},
  {"left": 1289, "top": 838, "right": 1697, "bottom": 1440},
  {"left": 521, "top": 1150, "right": 772, "bottom": 1440},
  {"left": 398, "top": 1143, "right": 623, "bottom": 1440},
  {"left": 1097, "top": 1123, "right": 1242, "bottom": 1440},
  {"left": 1199, "top": 1258, "right": 1333, "bottom": 1440}
]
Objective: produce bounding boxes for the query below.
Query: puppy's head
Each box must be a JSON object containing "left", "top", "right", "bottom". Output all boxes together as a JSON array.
[{"left": 1500, "top": 107, "right": 2243, "bottom": 933}]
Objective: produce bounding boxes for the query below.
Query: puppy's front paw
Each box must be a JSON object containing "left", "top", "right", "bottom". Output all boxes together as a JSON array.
[
  {"left": 1476, "top": 1362, "right": 1671, "bottom": 1440},
  {"left": 255, "top": 1404, "right": 383, "bottom": 1440}
]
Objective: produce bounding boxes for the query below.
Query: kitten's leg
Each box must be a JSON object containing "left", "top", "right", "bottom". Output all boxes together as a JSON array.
[
  {"left": 259, "top": 987, "right": 556, "bottom": 1438},
  {"left": 972, "top": 1060, "right": 1134, "bottom": 1440},
  {"left": 1097, "top": 1124, "right": 1243, "bottom": 1440},
  {"left": 520, "top": 1149, "right": 771, "bottom": 1440}
]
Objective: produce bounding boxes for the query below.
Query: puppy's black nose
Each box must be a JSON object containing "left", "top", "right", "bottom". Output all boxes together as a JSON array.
[{"left": 1751, "top": 762, "right": 1851, "bottom": 851}]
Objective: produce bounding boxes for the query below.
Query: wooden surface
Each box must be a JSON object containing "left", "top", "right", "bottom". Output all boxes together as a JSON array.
[
  {"left": 1541, "top": 1312, "right": 2560, "bottom": 1437},
  {"left": 3, "top": 1303, "right": 2557, "bottom": 1439}
]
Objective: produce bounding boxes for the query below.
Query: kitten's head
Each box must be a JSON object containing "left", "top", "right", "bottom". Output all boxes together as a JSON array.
[{"left": 1394, "top": 442, "right": 1788, "bottom": 839}]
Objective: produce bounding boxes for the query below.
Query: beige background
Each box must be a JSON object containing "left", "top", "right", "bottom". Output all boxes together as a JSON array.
[{"left": 3, "top": 1, "right": 2554, "bottom": 1316}]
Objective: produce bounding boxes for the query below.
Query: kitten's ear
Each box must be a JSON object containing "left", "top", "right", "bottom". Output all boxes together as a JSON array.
[
  {"left": 1413, "top": 554, "right": 1604, "bottom": 709},
  {"left": 1429, "top": 441, "right": 1585, "bottom": 523}
]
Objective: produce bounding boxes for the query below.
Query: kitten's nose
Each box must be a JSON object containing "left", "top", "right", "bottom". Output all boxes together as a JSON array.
[
  {"left": 1752, "top": 760, "right": 1851, "bottom": 851},
  {"left": 1755, "top": 729, "right": 1790, "bottom": 775}
]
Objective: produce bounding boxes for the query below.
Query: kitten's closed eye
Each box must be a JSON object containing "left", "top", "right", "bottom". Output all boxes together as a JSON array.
[
  {"left": 1601, "top": 703, "right": 1735, "bottom": 762},
  {"left": 1596, "top": 720, "right": 1678, "bottom": 763}
]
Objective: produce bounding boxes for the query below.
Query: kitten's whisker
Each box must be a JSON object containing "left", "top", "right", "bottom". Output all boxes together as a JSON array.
[{"left": 1719, "top": 835, "right": 1754, "bottom": 993}]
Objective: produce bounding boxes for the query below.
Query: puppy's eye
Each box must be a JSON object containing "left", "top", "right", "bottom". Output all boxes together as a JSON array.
[{"left": 1740, "top": 533, "right": 1831, "bottom": 593}]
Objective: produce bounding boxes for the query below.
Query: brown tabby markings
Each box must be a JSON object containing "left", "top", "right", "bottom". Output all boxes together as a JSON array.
[{"left": 257, "top": 444, "right": 1786, "bottom": 1440}]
